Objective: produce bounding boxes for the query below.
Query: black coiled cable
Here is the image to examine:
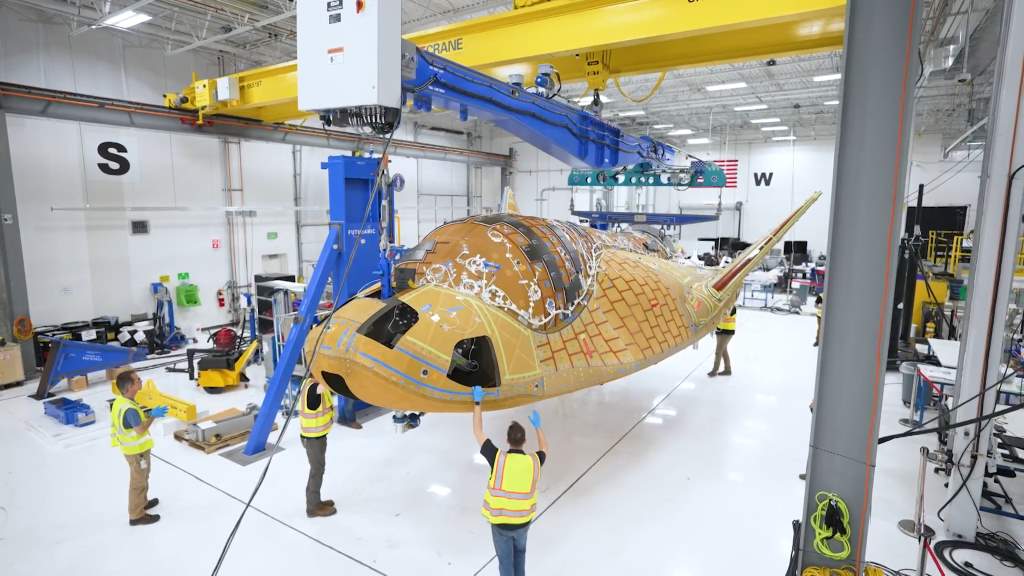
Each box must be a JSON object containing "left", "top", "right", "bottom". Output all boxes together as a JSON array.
[{"left": 932, "top": 539, "right": 1024, "bottom": 575}]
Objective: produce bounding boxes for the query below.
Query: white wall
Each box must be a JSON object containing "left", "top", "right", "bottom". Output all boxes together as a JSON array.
[
  {"left": 498, "top": 131, "right": 984, "bottom": 259},
  {"left": 907, "top": 133, "right": 983, "bottom": 229},
  {"left": 500, "top": 135, "right": 837, "bottom": 256},
  {"left": 1, "top": 4, "right": 498, "bottom": 333},
  {"left": 0, "top": 4, "right": 221, "bottom": 104}
]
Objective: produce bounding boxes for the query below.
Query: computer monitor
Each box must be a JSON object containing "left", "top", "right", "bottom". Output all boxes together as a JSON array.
[{"left": 784, "top": 241, "right": 808, "bottom": 256}]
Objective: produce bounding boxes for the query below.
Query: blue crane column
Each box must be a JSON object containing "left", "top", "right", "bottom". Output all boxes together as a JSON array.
[{"left": 244, "top": 155, "right": 385, "bottom": 456}]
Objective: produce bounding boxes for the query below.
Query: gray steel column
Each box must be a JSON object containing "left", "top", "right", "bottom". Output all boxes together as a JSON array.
[
  {"left": 0, "top": 111, "right": 34, "bottom": 374},
  {"left": 944, "top": 0, "right": 1024, "bottom": 540},
  {"left": 800, "top": 0, "right": 922, "bottom": 571}
]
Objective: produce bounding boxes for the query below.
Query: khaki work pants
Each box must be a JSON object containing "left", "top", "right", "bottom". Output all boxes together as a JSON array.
[
  {"left": 712, "top": 333, "right": 733, "bottom": 373},
  {"left": 124, "top": 450, "right": 151, "bottom": 520}
]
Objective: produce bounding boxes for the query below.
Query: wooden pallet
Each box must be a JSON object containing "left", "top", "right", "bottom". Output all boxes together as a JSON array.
[
  {"left": 173, "top": 422, "right": 278, "bottom": 454},
  {"left": 0, "top": 380, "right": 25, "bottom": 391}
]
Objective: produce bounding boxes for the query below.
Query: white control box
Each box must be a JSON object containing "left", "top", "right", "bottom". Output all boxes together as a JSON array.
[{"left": 297, "top": 0, "right": 402, "bottom": 112}]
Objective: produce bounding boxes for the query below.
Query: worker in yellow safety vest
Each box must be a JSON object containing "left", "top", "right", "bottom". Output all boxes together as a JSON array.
[
  {"left": 814, "top": 293, "right": 825, "bottom": 347},
  {"left": 111, "top": 369, "right": 168, "bottom": 526},
  {"left": 472, "top": 385, "right": 548, "bottom": 576},
  {"left": 708, "top": 305, "right": 737, "bottom": 377},
  {"left": 299, "top": 378, "right": 337, "bottom": 518}
]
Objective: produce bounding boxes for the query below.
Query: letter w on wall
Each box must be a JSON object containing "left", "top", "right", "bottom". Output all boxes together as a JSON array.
[{"left": 753, "top": 172, "right": 774, "bottom": 187}]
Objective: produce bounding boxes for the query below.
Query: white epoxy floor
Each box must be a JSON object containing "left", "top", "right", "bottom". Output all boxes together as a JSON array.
[{"left": 2, "top": 308, "right": 1022, "bottom": 575}]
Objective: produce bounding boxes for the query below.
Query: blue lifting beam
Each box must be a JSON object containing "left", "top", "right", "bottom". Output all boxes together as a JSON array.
[
  {"left": 30, "top": 339, "right": 149, "bottom": 400},
  {"left": 403, "top": 44, "right": 678, "bottom": 170},
  {"left": 572, "top": 210, "right": 720, "bottom": 231}
]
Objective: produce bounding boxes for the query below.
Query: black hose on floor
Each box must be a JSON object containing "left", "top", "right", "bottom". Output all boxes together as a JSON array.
[{"left": 932, "top": 539, "right": 1024, "bottom": 575}]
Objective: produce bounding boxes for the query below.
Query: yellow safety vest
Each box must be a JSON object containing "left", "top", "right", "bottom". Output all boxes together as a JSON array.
[
  {"left": 110, "top": 396, "right": 154, "bottom": 455},
  {"left": 299, "top": 379, "right": 335, "bottom": 438},
  {"left": 481, "top": 452, "right": 540, "bottom": 525},
  {"left": 717, "top": 313, "right": 737, "bottom": 332}
]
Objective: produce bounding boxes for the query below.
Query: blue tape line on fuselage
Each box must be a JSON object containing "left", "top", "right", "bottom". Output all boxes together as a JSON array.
[
  {"left": 335, "top": 327, "right": 350, "bottom": 349},
  {"left": 394, "top": 346, "right": 448, "bottom": 374},
  {"left": 358, "top": 351, "right": 470, "bottom": 397},
  {"left": 357, "top": 351, "right": 499, "bottom": 399}
]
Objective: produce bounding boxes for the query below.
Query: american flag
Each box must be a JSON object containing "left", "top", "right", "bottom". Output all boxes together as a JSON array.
[{"left": 713, "top": 159, "right": 739, "bottom": 188}]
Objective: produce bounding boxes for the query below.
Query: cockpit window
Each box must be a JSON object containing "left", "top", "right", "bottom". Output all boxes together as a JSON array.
[
  {"left": 448, "top": 336, "right": 500, "bottom": 389},
  {"left": 357, "top": 299, "right": 419, "bottom": 349}
]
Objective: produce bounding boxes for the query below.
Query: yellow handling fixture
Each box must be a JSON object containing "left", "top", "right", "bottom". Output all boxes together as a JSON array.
[
  {"left": 111, "top": 379, "right": 197, "bottom": 422},
  {"left": 197, "top": 340, "right": 260, "bottom": 392}
]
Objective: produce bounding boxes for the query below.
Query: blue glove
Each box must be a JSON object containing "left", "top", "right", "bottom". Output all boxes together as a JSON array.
[
  {"left": 472, "top": 386, "right": 485, "bottom": 404},
  {"left": 150, "top": 405, "right": 169, "bottom": 418},
  {"left": 528, "top": 410, "right": 541, "bottom": 429}
]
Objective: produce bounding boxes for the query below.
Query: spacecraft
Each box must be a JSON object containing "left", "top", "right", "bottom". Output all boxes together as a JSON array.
[{"left": 306, "top": 192, "right": 821, "bottom": 412}]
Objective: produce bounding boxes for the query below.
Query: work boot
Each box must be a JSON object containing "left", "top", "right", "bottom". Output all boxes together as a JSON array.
[
  {"left": 144, "top": 498, "right": 160, "bottom": 510},
  {"left": 341, "top": 421, "right": 363, "bottom": 430},
  {"left": 707, "top": 371, "right": 718, "bottom": 378},
  {"left": 719, "top": 369, "right": 732, "bottom": 376},
  {"left": 307, "top": 503, "right": 337, "bottom": 518},
  {"left": 129, "top": 513, "right": 161, "bottom": 526},
  {"left": 322, "top": 499, "right": 335, "bottom": 508}
]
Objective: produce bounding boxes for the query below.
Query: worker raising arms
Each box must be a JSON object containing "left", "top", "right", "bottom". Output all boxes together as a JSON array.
[
  {"left": 299, "top": 378, "right": 337, "bottom": 518},
  {"left": 472, "top": 386, "right": 548, "bottom": 576},
  {"left": 111, "top": 370, "right": 168, "bottom": 526}
]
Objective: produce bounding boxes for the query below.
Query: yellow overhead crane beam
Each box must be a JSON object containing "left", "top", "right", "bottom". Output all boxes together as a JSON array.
[
  {"left": 165, "top": 0, "right": 845, "bottom": 123},
  {"left": 406, "top": 0, "right": 846, "bottom": 88}
]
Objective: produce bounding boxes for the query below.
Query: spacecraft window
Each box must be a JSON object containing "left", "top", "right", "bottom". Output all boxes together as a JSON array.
[
  {"left": 448, "top": 336, "right": 500, "bottom": 389},
  {"left": 357, "top": 299, "right": 420, "bottom": 349}
]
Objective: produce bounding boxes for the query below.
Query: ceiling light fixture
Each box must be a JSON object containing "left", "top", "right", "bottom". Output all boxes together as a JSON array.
[
  {"left": 761, "top": 126, "right": 790, "bottom": 131},
  {"left": 617, "top": 110, "right": 646, "bottom": 117},
  {"left": 667, "top": 128, "right": 693, "bottom": 135},
  {"left": 705, "top": 81, "right": 747, "bottom": 92},
  {"left": 734, "top": 104, "right": 768, "bottom": 111},
  {"left": 687, "top": 137, "right": 711, "bottom": 144},
  {"left": 750, "top": 117, "right": 781, "bottom": 124},
  {"left": 772, "top": 136, "right": 797, "bottom": 141},
  {"left": 823, "top": 100, "right": 840, "bottom": 105},
  {"left": 812, "top": 73, "right": 842, "bottom": 82},
  {"left": 652, "top": 124, "right": 674, "bottom": 129},
  {"left": 104, "top": 10, "right": 152, "bottom": 28}
]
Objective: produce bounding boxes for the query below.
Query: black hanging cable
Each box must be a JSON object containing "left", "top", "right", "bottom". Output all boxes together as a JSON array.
[
  {"left": 209, "top": 129, "right": 397, "bottom": 576},
  {"left": 878, "top": 369, "right": 1020, "bottom": 444}
]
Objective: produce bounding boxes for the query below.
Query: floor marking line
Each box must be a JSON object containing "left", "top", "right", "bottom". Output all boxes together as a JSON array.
[
  {"left": 471, "top": 350, "right": 714, "bottom": 576},
  {"left": 150, "top": 452, "right": 388, "bottom": 576}
]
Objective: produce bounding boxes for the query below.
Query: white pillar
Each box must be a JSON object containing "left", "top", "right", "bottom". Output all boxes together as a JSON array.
[{"left": 943, "top": 0, "right": 1024, "bottom": 540}]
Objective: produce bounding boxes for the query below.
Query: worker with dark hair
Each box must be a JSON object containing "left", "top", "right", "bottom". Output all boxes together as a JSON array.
[
  {"left": 472, "top": 386, "right": 547, "bottom": 576},
  {"left": 111, "top": 369, "right": 168, "bottom": 526},
  {"left": 708, "top": 305, "right": 737, "bottom": 377},
  {"left": 299, "top": 378, "right": 337, "bottom": 518}
]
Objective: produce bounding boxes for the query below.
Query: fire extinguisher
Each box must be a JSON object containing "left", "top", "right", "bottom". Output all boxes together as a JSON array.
[{"left": 217, "top": 288, "right": 226, "bottom": 308}]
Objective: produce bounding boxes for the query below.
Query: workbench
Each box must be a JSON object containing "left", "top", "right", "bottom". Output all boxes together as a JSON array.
[
  {"left": 909, "top": 362, "right": 1024, "bottom": 425},
  {"left": 927, "top": 338, "right": 961, "bottom": 368}
]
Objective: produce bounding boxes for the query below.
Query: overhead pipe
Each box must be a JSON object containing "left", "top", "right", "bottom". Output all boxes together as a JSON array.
[{"left": 0, "top": 82, "right": 511, "bottom": 167}]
